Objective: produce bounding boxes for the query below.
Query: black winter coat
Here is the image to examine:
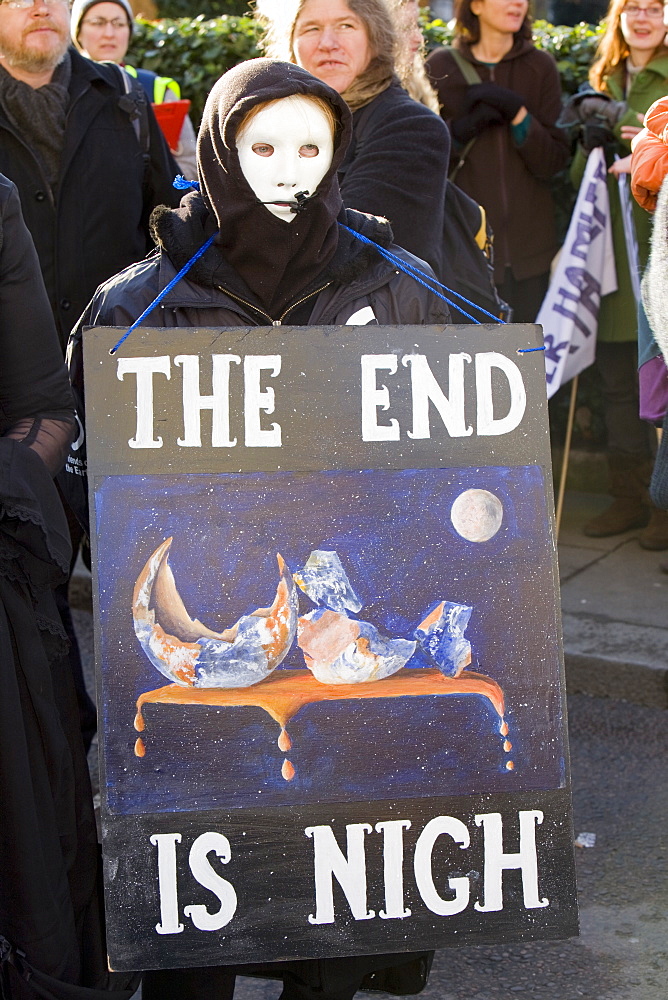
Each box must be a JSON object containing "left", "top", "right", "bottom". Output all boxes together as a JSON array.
[
  {"left": 73, "top": 216, "right": 449, "bottom": 333},
  {"left": 0, "top": 176, "right": 73, "bottom": 445},
  {"left": 0, "top": 48, "right": 179, "bottom": 351},
  {"left": 338, "top": 82, "right": 450, "bottom": 280},
  {"left": 0, "top": 174, "right": 137, "bottom": 1000}
]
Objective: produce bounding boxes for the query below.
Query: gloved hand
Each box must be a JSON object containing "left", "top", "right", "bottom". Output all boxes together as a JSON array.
[
  {"left": 557, "top": 90, "right": 628, "bottom": 131},
  {"left": 451, "top": 102, "right": 504, "bottom": 144},
  {"left": 465, "top": 81, "right": 524, "bottom": 122},
  {"left": 581, "top": 121, "right": 617, "bottom": 152}
]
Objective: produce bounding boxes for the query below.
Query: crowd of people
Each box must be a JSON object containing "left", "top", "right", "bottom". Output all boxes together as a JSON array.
[{"left": 1, "top": 0, "right": 667, "bottom": 997}]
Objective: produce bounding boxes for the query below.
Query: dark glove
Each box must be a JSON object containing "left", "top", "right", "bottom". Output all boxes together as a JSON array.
[
  {"left": 465, "top": 81, "right": 524, "bottom": 122},
  {"left": 581, "top": 121, "right": 617, "bottom": 152},
  {"left": 557, "top": 89, "right": 627, "bottom": 130},
  {"left": 451, "top": 102, "right": 504, "bottom": 144}
]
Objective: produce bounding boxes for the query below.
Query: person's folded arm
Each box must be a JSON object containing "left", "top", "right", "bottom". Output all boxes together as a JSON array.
[{"left": 513, "top": 57, "right": 570, "bottom": 180}]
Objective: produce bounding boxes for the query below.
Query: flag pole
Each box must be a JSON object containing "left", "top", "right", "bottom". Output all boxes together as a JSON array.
[{"left": 555, "top": 374, "right": 579, "bottom": 538}]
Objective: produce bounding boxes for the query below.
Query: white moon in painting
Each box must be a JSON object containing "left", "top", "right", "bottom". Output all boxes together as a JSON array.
[{"left": 450, "top": 489, "right": 503, "bottom": 542}]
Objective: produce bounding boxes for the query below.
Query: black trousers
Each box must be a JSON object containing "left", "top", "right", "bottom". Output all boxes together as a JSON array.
[{"left": 141, "top": 967, "right": 359, "bottom": 1000}]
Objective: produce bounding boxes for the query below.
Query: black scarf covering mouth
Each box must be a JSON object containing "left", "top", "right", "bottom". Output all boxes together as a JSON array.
[{"left": 196, "top": 58, "right": 352, "bottom": 317}]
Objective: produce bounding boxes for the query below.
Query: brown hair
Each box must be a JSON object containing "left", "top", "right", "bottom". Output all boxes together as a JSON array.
[
  {"left": 237, "top": 93, "right": 339, "bottom": 142},
  {"left": 453, "top": 0, "right": 532, "bottom": 45},
  {"left": 255, "top": 0, "right": 396, "bottom": 110},
  {"left": 590, "top": 0, "right": 668, "bottom": 92}
]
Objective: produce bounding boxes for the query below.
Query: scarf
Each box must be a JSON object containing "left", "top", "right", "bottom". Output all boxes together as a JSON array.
[
  {"left": 0, "top": 53, "right": 71, "bottom": 192},
  {"left": 340, "top": 59, "right": 393, "bottom": 112}
]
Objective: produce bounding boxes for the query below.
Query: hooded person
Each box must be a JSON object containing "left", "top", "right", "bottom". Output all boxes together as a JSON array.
[
  {"left": 66, "top": 57, "right": 446, "bottom": 1000},
  {"left": 68, "top": 58, "right": 448, "bottom": 352},
  {"left": 70, "top": 0, "right": 197, "bottom": 178}
]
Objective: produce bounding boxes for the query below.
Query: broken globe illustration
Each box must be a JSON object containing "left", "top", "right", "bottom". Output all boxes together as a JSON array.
[{"left": 132, "top": 537, "right": 297, "bottom": 688}]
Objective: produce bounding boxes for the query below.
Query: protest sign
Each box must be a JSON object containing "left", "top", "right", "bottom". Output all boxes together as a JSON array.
[
  {"left": 84, "top": 322, "right": 578, "bottom": 970},
  {"left": 539, "top": 147, "right": 617, "bottom": 397}
]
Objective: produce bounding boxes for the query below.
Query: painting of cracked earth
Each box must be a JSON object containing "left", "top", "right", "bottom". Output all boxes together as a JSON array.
[{"left": 93, "top": 465, "right": 565, "bottom": 815}]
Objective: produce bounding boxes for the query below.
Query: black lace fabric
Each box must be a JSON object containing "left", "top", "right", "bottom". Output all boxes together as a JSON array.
[{"left": 2, "top": 414, "right": 75, "bottom": 477}]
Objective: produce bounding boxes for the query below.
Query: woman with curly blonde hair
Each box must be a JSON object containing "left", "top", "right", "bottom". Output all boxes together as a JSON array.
[{"left": 390, "top": 0, "right": 441, "bottom": 113}]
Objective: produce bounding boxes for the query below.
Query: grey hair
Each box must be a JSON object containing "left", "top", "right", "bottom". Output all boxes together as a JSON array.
[{"left": 255, "top": 0, "right": 397, "bottom": 109}]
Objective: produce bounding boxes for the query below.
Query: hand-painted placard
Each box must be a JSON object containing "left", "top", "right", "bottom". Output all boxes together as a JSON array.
[{"left": 84, "top": 323, "right": 577, "bottom": 971}]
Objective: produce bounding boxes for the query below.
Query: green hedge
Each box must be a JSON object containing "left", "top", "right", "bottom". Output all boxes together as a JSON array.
[
  {"left": 157, "top": 1, "right": 250, "bottom": 16},
  {"left": 129, "top": 16, "right": 605, "bottom": 127},
  {"left": 128, "top": 15, "right": 260, "bottom": 124},
  {"left": 423, "top": 17, "right": 604, "bottom": 95}
]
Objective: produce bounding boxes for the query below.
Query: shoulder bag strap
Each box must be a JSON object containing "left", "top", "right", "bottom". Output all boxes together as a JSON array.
[{"left": 447, "top": 48, "right": 483, "bottom": 181}]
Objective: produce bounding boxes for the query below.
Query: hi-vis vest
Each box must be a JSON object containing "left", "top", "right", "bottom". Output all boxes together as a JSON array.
[{"left": 124, "top": 64, "right": 180, "bottom": 104}]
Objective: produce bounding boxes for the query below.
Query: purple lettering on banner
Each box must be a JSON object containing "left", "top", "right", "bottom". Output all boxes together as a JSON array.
[
  {"left": 563, "top": 267, "right": 601, "bottom": 319},
  {"left": 551, "top": 287, "right": 592, "bottom": 338},
  {"left": 583, "top": 181, "right": 606, "bottom": 227},
  {"left": 593, "top": 159, "right": 608, "bottom": 183},
  {"left": 570, "top": 216, "right": 603, "bottom": 261},
  {"left": 543, "top": 334, "right": 571, "bottom": 383}
]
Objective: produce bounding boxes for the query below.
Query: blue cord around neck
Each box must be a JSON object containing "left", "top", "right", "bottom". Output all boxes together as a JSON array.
[
  {"left": 108, "top": 210, "right": 505, "bottom": 355},
  {"left": 338, "top": 223, "right": 506, "bottom": 325},
  {"left": 109, "top": 232, "right": 216, "bottom": 355}
]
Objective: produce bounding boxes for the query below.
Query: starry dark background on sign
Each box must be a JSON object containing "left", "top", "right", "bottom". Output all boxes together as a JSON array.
[{"left": 93, "top": 465, "right": 566, "bottom": 815}]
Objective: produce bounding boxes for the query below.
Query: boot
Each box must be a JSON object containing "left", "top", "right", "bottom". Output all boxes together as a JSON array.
[
  {"left": 583, "top": 452, "right": 651, "bottom": 538},
  {"left": 639, "top": 507, "right": 668, "bottom": 550}
]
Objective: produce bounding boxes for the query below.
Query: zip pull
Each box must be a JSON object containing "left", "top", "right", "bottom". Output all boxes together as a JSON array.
[{"left": 273, "top": 319, "right": 282, "bottom": 326}]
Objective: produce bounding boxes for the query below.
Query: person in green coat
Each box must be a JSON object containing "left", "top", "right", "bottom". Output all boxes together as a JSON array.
[{"left": 570, "top": 0, "right": 668, "bottom": 548}]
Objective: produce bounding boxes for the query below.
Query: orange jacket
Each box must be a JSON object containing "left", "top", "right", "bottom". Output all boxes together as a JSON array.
[{"left": 631, "top": 96, "right": 668, "bottom": 212}]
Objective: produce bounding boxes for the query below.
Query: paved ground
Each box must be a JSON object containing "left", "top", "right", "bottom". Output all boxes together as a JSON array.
[{"left": 558, "top": 492, "right": 668, "bottom": 708}]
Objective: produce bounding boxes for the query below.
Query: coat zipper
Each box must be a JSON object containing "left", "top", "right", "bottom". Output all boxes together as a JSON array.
[{"left": 216, "top": 281, "right": 333, "bottom": 326}]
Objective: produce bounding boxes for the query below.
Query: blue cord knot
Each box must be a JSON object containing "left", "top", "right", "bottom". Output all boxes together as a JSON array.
[{"left": 173, "top": 175, "right": 200, "bottom": 191}]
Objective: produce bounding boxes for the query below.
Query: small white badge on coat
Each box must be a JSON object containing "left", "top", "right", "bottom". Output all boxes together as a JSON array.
[{"left": 345, "top": 306, "right": 377, "bottom": 326}]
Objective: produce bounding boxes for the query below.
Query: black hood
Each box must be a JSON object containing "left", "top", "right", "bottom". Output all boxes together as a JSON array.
[{"left": 195, "top": 58, "right": 352, "bottom": 315}]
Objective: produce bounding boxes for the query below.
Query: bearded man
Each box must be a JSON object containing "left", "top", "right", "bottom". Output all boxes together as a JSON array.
[
  {"left": 0, "top": 0, "right": 179, "bottom": 756},
  {"left": 0, "top": 0, "right": 178, "bottom": 351}
]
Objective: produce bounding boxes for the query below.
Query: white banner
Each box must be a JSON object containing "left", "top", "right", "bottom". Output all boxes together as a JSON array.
[{"left": 538, "top": 147, "right": 617, "bottom": 398}]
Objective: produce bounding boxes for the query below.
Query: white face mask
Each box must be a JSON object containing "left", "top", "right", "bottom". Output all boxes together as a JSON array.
[{"left": 236, "top": 95, "right": 334, "bottom": 222}]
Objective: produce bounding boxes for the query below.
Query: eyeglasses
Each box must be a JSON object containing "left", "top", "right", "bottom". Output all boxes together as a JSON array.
[
  {"left": 0, "top": 0, "right": 70, "bottom": 8},
  {"left": 81, "top": 16, "right": 130, "bottom": 29},
  {"left": 622, "top": 3, "right": 665, "bottom": 18}
]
